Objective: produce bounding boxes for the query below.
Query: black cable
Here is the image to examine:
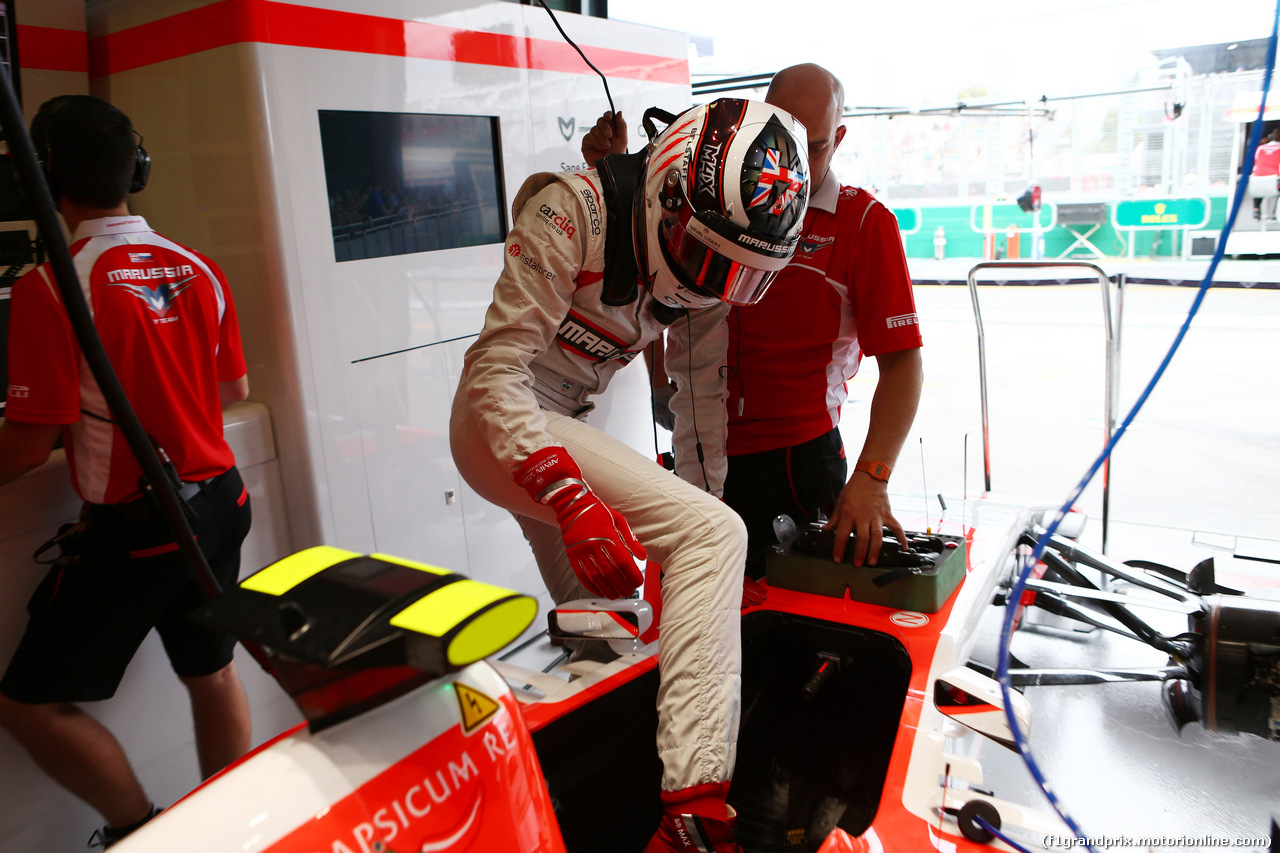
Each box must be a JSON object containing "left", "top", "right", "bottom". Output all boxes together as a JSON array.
[
  {"left": 497, "top": 628, "right": 551, "bottom": 661},
  {"left": 534, "top": 0, "right": 615, "bottom": 117},
  {"left": 683, "top": 312, "right": 711, "bottom": 491},
  {"left": 719, "top": 306, "right": 742, "bottom": 416},
  {"left": 647, "top": 338, "right": 661, "bottom": 460}
]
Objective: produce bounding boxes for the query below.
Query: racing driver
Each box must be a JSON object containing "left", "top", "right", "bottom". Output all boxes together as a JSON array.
[{"left": 449, "top": 98, "right": 809, "bottom": 851}]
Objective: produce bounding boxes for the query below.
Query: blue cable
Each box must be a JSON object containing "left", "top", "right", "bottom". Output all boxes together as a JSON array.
[
  {"left": 974, "top": 815, "right": 1037, "bottom": 853},
  {"left": 993, "top": 7, "right": 1280, "bottom": 853}
]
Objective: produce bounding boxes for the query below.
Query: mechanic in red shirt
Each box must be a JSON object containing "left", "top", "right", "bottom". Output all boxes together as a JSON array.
[
  {"left": 1250, "top": 128, "right": 1280, "bottom": 221},
  {"left": 0, "top": 96, "right": 251, "bottom": 848},
  {"left": 583, "top": 64, "right": 923, "bottom": 574}
]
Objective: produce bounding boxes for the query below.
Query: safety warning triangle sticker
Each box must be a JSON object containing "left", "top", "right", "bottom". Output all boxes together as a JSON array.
[{"left": 455, "top": 682, "right": 499, "bottom": 733}]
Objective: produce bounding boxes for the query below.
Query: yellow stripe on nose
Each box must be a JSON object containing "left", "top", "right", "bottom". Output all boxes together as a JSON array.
[
  {"left": 392, "top": 579, "right": 538, "bottom": 666},
  {"left": 240, "top": 546, "right": 361, "bottom": 596}
]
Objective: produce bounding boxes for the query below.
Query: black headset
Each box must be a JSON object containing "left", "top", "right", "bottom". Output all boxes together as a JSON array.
[
  {"left": 31, "top": 95, "right": 150, "bottom": 197},
  {"left": 129, "top": 133, "right": 151, "bottom": 194}
]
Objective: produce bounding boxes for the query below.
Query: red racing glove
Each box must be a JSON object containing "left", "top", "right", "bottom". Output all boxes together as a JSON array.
[
  {"left": 741, "top": 576, "right": 768, "bottom": 609},
  {"left": 515, "top": 446, "right": 646, "bottom": 600}
]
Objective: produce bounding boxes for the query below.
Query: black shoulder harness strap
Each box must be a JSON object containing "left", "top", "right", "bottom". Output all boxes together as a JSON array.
[{"left": 595, "top": 149, "right": 647, "bottom": 307}]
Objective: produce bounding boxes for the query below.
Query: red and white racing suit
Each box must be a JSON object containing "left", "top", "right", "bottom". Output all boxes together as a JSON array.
[{"left": 449, "top": 170, "right": 746, "bottom": 793}]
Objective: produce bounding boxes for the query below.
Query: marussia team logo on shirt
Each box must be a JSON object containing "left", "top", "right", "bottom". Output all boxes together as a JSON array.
[
  {"left": 798, "top": 234, "right": 836, "bottom": 255},
  {"left": 106, "top": 264, "right": 199, "bottom": 318},
  {"left": 557, "top": 311, "right": 632, "bottom": 362}
]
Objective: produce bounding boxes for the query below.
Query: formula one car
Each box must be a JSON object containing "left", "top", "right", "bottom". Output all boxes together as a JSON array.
[{"left": 108, "top": 497, "right": 1280, "bottom": 853}]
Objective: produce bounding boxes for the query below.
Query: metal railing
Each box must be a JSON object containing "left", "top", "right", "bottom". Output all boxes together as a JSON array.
[{"left": 966, "top": 262, "right": 1126, "bottom": 552}]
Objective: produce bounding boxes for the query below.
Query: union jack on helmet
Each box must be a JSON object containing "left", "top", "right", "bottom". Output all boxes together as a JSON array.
[{"left": 635, "top": 98, "right": 810, "bottom": 310}]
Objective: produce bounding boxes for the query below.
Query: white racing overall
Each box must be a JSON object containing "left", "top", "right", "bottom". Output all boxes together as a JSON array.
[{"left": 450, "top": 170, "right": 746, "bottom": 791}]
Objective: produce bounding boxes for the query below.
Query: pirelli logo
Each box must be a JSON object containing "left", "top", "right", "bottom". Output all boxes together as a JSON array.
[
  {"left": 886, "top": 313, "right": 919, "bottom": 329},
  {"left": 557, "top": 312, "right": 630, "bottom": 362}
]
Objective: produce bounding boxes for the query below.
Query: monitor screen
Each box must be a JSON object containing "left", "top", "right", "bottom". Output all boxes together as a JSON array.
[
  {"left": 0, "top": 1, "right": 18, "bottom": 101},
  {"left": 318, "top": 110, "right": 507, "bottom": 262}
]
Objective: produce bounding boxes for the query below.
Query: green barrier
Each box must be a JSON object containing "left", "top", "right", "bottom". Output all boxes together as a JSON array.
[
  {"left": 1112, "top": 198, "right": 1209, "bottom": 230},
  {"left": 891, "top": 207, "right": 921, "bottom": 234}
]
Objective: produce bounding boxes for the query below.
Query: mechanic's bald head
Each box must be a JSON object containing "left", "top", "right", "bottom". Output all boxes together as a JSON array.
[{"left": 766, "top": 63, "right": 846, "bottom": 190}]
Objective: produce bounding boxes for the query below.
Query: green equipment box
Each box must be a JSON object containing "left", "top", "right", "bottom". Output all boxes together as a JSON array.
[{"left": 766, "top": 529, "right": 967, "bottom": 613}]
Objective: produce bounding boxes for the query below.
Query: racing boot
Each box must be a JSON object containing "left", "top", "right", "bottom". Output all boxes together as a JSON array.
[{"left": 644, "top": 782, "right": 743, "bottom": 853}]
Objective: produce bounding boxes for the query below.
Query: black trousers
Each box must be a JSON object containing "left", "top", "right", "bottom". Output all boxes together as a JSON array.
[
  {"left": 723, "top": 427, "right": 847, "bottom": 579},
  {"left": 1, "top": 467, "right": 252, "bottom": 703}
]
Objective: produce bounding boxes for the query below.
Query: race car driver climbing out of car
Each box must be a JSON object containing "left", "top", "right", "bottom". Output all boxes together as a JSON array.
[{"left": 450, "top": 98, "right": 809, "bottom": 852}]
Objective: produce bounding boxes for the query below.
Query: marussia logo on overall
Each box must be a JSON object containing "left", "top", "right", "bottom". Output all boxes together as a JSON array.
[{"left": 557, "top": 312, "right": 630, "bottom": 362}]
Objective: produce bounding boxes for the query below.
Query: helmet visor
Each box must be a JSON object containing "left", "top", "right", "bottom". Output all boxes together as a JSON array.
[{"left": 658, "top": 209, "right": 784, "bottom": 306}]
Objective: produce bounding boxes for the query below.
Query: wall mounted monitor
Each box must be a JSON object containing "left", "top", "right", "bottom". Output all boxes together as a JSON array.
[
  {"left": 0, "top": 1, "right": 18, "bottom": 100},
  {"left": 318, "top": 110, "right": 507, "bottom": 262}
]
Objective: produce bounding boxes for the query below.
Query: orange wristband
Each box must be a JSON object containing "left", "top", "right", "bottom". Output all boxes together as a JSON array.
[{"left": 854, "top": 460, "right": 891, "bottom": 482}]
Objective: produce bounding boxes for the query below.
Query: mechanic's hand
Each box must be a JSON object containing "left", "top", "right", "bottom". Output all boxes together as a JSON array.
[
  {"left": 741, "top": 576, "right": 768, "bottom": 609},
  {"left": 581, "top": 111, "right": 628, "bottom": 169},
  {"left": 822, "top": 473, "right": 908, "bottom": 566},
  {"left": 516, "top": 446, "right": 646, "bottom": 599}
]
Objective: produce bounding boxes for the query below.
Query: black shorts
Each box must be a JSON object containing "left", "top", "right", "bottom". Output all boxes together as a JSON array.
[
  {"left": 1, "top": 467, "right": 252, "bottom": 704},
  {"left": 723, "top": 427, "right": 847, "bottom": 579}
]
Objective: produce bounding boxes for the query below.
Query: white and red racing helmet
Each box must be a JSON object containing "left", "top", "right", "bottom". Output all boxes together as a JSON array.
[{"left": 637, "top": 98, "right": 810, "bottom": 310}]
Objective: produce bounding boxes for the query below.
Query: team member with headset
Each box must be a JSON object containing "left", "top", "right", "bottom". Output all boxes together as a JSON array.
[
  {"left": 0, "top": 95, "right": 252, "bottom": 849},
  {"left": 450, "top": 98, "right": 810, "bottom": 851}
]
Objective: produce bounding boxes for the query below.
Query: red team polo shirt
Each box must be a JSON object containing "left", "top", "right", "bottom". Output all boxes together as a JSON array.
[
  {"left": 726, "top": 175, "right": 922, "bottom": 456},
  {"left": 1253, "top": 140, "right": 1280, "bottom": 177},
  {"left": 5, "top": 216, "right": 246, "bottom": 505}
]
